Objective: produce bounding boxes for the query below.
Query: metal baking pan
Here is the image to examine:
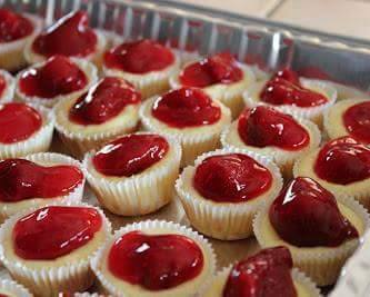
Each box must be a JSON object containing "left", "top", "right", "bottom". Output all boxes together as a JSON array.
[{"left": 1, "top": 0, "right": 370, "bottom": 296}]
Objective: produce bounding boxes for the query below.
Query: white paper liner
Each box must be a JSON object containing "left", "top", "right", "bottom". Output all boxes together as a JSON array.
[
  {"left": 253, "top": 196, "right": 370, "bottom": 286},
  {"left": 243, "top": 77, "right": 338, "bottom": 126},
  {"left": 140, "top": 95, "right": 232, "bottom": 167},
  {"left": 204, "top": 265, "right": 322, "bottom": 297},
  {"left": 24, "top": 29, "right": 107, "bottom": 68},
  {"left": 53, "top": 97, "right": 140, "bottom": 159},
  {"left": 323, "top": 98, "right": 368, "bottom": 142},
  {"left": 221, "top": 115, "right": 321, "bottom": 178},
  {"left": 0, "top": 278, "right": 32, "bottom": 297},
  {"left": 0, "top": 70, "right": 15, "bottom": 103},
  {"left": 0, "top": 13, "right": 43, "bottom": 71},
  {"left": 170, "top": 61, "right": 256, "bottom": 118},
  {"left": 0, "top": 202, "right": 112, "bottom": 297},
  {"left": 176, "top": 147, "right": 283, "bottom": 240},
  {"left": 91, "top": 219, "right": 216, "bottom": 297},
  {"left": 0, "top": 103, "right": 54, "bottom": 159},
  {"left": 83, "top": 132, "right": 182, "bottom": 216},
  {"left": 103, "top": 53, "right": 181, "bottom": 99},
  {"left": 0, "top": 152, "right": 85, "bottom": 221},
  {"left": 15, "top": 58, "right": 98, "bottom": 108},
  {"left": 292, "top": 148, "right": 370, "bottom": 209}
]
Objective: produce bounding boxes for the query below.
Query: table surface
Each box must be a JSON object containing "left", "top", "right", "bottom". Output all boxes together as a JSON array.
[{"left": 169, "top": 0, "right": 370, "bottom": 41}]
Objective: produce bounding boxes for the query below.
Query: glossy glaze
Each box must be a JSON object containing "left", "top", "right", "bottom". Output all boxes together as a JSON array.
[
  {"left": 193, "top": 153, "right": 272, "bottom": 203},
  {"left": 179, "top": 53, "right": 243, "bottom": 88},
  {"left": 343, "top": 101, "right": 370, "bottom": 144},
  {"left": 151, "top": 87, "right": 221, "bottom": 128},
  {"left": 104, "top": 39, "right": 174, "bottom": 74},
  {"left": 260, "top": 69, "right": 328, "bottom": 107},
  {"left": 269, "top": 177, "right": 358, "bottom": 247},
  {"left": 92, "top": 134, "right": 169, "bottom": 177},
  {"left": 238, "top": 106, "right": 310, "bottom": 150},
  {"left": 13, "top": 206, "right": 102, "bottom": 260},
  {"left": 0, "top": 103, "right": 42, "bottom": 144},
  {"left": 69, "top": 77, "right": 141, "bottom": 125},
  {"left": 314, "top": 137, "right": 370, "bottom": 185},
  {"left": 19, "top": 55, "right": 87, "bottom": 99},
  {"left": 223, "top": 247, "right": 297, "bottom": 297},
  {"left": 108, "top": 231, "right": 203, "bottom": 290},
  {"left": 0, "top": 9, "right": 33, "bottom": 43},
  {"left": 32, "top": 11, "right": 97, "bottom": 58},
  {"left": 0, "top": 159, "right": 83, "bottom": 202}
]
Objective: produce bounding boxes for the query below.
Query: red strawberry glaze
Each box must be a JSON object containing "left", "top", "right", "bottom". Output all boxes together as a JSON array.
[
  {"left": 108, "top": 231, "right": 203, "bottom": 291},
  {"left": 0, "top": 159, "right": 83, "bottom": 203},
  {"left": 152, "top": 87, "right": 221, "bottom": 128},
  {"left": 19, "top": 55, "right": 87, "bottom": 99},
  {"left": 0, "top": 9, "right": 33, "bottom": 43},
  {"left": 223, "top": 247, "right": 297, "bottom": 297},
  {"left": 0, "top": 74, "right": 6, "bottom": 97},
  {"left": 32, "top": 11, "right": 97, "bottom": 58},
  {"left": 13, "top": 206, "right": 102, "bottom": 260},
  {"left": 0, "top": 103, "right": 42, "bottom": 144},
  {"left": 69, "top": 77, "right": 141, "bottom": 125},
  {"left": 179, "top": 53, "right": 243, "bottom": 88},
  {"left": 238, "top": 106, "right": 310, "bottom": 151},
  {"left": 104, "top": 39, "right": 174, "bottom": 74},
  {"left": 193, "top": 153, "right": 272, "bottom": 203},
  {"left": 343, "top": 101, "right": 370, "bottom": 144},
  {"left": 92, "top": 134, "right": 169, "bottom": 177},
  {"left": 314, "top": 137, "right": 370, "bottom": 185},
  {"left": 0, "top": 294, "right": 7, "bottom": 297},
  {"left": 269, "top": 177, "right": 358, "bottom": 247},
  {"left": 260, "top": 69, "right": 328, "bottom": 107}
]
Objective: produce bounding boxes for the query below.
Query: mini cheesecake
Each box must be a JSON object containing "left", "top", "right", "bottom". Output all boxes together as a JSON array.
[
  {"left": 243, "top": 69, "right": 337, "bottom": 126},
  {"left": 0, "top": 70, "right": 15, "bottom": 103},
  {"left": 91, "top": 220, "right": 216, "bottom": 297},
  {"left": 176, "top": 148, "right": 282, "bottom": 240},
  {"left": 170, "top": 52, "right": 255, "bottom": 118},
  {"left": 204, "top": 247, "right": 321, "bottom": 297},
  {"left": 0, "top": 278, "right": 32, "bottom": 297},
  {"left": 294, "top": 137, "right": 370, "bottom": 208},
  {"left": 54, "top": 76, "right": 141, "bottom": 158},
  {"left": 16, "top": 55, "right": 97, "bottom": 108},
  {"left": 83, "top": 132, "right": 181, "bottom": 216},
  {"left": 0, "top": 8, "right": 42, "bottom": 71},
  {"left": 25, "top": 11, "right": 106, "bottom": 67},
  {"left": 254, "top": 177, "right": 369, "bottom": 286},
  {"left": 103, "top": 39, "right": 180, "bottom": 98},
  {"left": 325, "top": 98, "right": 370, "bottom": 144},
  {"left": 0, "top": 204, "right": 111, "bottom": 297},
  {"left": 0, "top": 152, "right": 85, "bottom": 222},
  {"left": 0, "top": 102, "right": 53, "bottom": 159},
  {"left": 222, "top": 106, "right": 321, "bottom": 177},
  {"left": 140, "top": 87, "right": 231, "bottom": 166}
]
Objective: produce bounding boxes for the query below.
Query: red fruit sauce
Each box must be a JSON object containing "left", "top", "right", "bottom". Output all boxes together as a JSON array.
[
  {"left": 0, "top": 103, "right": 42, "bottom": 144},
  {"left": 269, "top": 177, "right": 358, "bottom": 247},
  {"left": 92, "top": 134, "right": 169, "bottom": 177},
  {"left": 0, "top": 9, "right": 33, "bottom": 43},
  {"left": 108, "top": 231, "right": 203, "bottom": 290},
  {"left": 179, "top": 53, "right": 243, "bottom": 88},
  {"left": 0, "top": 159, "right": 83, "bottom": 203},
  {"left": 0, "top": 74, "right": 6, "bottom": 97},
  {"left": 151, "top": 87, "right": 221, "bottom": 128},
  {"left": 104, "top": 39, "right": 174, "bottom": 74},
  {"left": 13, "top": 206, "right": 102, "bottom": 260},
  {"left": 238, "top": 106, "right": 310, "bottom": 150},
  {"left": 343, "top": 101, "right": 370, "bottom": 144},
  {"left": 69, "top": 77, "right": 141, "bottom": 125},
  {"left": 223, "top": 247, "right": 297, "bottom": 297},
  {"left": 314, "top": 137, "right": 370, "bottom": 185},
  {"left": 32, "top": 11, "right": 97, "bottom": 58},
  {"left": 193, "top": 153, "right": 272, "bottom": 203},
  {"left": 260, "top": 69, "right": 328, "bottom": 107},
  {"left": 19, "top": 55, "right": 88, "bottom": 99}
]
